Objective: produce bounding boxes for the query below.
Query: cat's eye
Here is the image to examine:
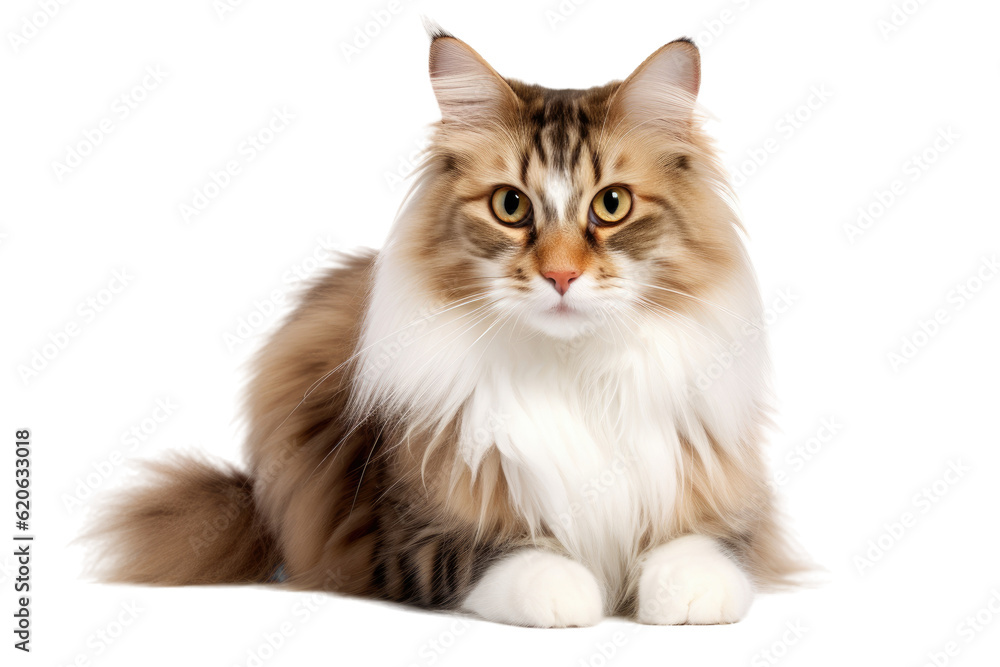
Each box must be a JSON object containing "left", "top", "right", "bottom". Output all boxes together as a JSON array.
[
  {"left": 490, "top": 187, "right": 532, "bottom": 226},
  {"left": 591, "top": 186, "right": 633, "bottom": 225}
]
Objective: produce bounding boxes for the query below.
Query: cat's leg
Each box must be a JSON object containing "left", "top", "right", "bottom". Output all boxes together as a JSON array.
[
  {"left": 462, "top": 548, "right": 604, "bottom": 628},
  {"left": 636, "top": 534, "right": 753, "bottom": 625},
  {"left": 362, "top": 521, "right": 602, "bottom": 627}
]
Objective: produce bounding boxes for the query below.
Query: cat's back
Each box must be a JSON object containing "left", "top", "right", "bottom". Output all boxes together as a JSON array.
[{"left": 244, "top": 249, "right": 377, "bottom": 466}]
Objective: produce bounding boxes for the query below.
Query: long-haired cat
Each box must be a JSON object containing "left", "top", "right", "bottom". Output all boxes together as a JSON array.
[{"left": 86, "top": 28, "right": 805, "bottom": 627}]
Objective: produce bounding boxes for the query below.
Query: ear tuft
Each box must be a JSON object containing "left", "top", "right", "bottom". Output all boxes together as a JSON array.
[{"left": 421, "top": 16, "right": 452, "bottom": 41}]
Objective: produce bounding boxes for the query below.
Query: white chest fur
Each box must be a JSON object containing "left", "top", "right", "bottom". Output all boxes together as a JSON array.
[
  {"left": 355, "top": 271, "right": 767, "bottom": 597},
  {"left": 458, "top": 338, "right": 683, "bottom": 590}
]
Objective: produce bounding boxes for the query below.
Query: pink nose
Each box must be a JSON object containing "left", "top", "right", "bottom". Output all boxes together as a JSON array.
[{"left": 543, "top": 269, "right": 581, "bottom": 296}]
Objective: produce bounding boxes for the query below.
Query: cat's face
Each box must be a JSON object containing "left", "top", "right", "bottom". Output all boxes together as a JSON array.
[{"left": 402, "top": 35, "right": 744, "bottom": 340}]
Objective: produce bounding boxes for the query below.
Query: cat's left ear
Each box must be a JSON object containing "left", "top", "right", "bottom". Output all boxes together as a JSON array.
[
  {"left": 612, "top": 38, "right": 700, "bottom": 128},
  {"left": 428, "top": 33, "right": 519, "bottom": 126}
]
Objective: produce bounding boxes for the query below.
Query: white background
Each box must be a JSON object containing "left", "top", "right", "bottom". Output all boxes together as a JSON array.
[{"left": 2, "top": 0, "right": 999, "bottom": 665}]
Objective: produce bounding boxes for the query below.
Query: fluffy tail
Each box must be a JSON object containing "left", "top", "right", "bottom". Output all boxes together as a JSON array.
[{"left": 83, "top": 453, "right": 280, "bottom": 585}]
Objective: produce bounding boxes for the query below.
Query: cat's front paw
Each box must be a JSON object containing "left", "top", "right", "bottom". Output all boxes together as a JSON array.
[
  {"left": 637, "top": 534, "right": 753, "bottom": 625},
  {"left": 462, "top": 549, "right": 603, "bottom": 628}
]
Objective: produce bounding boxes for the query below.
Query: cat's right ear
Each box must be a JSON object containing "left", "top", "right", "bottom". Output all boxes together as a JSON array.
[{"left": 428, "top": 34, "right": 519, "bottom": 126}]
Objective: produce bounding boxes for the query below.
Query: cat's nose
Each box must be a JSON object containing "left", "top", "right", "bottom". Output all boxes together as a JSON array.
[{"left": 543, "top": 269, "right": 581, "bottom": 296}]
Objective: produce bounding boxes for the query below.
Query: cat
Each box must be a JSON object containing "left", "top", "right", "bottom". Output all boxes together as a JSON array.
[{"left": 85, "top": 28, "right": 806, "bottom": 628}]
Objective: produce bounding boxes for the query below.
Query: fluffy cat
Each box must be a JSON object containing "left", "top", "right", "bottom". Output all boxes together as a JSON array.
[{"left": 86, "top": 29, "right": 805, "bottom": 627}]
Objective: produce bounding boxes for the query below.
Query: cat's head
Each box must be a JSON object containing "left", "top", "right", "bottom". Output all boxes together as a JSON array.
[{"left": 393, "top": 31, "right": 748, "bottom": 341}]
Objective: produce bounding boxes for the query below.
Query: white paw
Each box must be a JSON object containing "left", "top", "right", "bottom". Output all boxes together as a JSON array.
[
  {"left": 462, "top": 549, "right": 604, "bottom": 627},
  {"left": 637, "top": 535, "right": 753, "bottom": 625}
]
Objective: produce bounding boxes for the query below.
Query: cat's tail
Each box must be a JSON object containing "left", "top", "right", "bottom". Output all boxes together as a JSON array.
[{"left": 82, "top": 453, "right": 281, "bottom": 585}]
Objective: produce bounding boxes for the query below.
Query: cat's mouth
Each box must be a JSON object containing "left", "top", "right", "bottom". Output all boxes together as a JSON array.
[
  {"left": 549, "top": 302, "right": 575, "bottom": 315},
  {"left": 530, "top": 299, "right": 594, "bottom": 337}
]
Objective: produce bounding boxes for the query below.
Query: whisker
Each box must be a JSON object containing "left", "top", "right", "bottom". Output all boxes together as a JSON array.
[
  {"left": 392, "top": 300, "right": 504, "bottom": 420},
  {"left": 348, "top": 415, "right": 391, "bottom": 518},
  {"left": 308, "top": 411, "right": 373, "bottom": 479},
  {"left": 628, "top": 299, "right": 762, "bottom": 397},
  {"left": 622, "top": 279, "right": 763, "bottom": 331},
  {"left": 261, "top": 291, "right": 496, "bottom": 449},
  {"left": 302, "top": 290, "right": 494, "bottom": 399},
  {"left": 633, "top": 295, "right": 729, "bottom": 349}
]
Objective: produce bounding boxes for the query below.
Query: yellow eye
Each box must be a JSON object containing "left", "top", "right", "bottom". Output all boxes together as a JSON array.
[
  {"left": 591, "top": 186, "right": 632, "bottom": 225},
  {"left": 491, "top": 187, "right": 532, "bottom": 226}
]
